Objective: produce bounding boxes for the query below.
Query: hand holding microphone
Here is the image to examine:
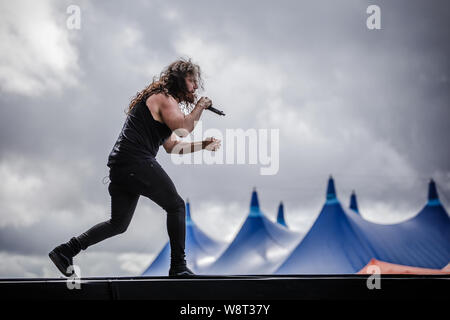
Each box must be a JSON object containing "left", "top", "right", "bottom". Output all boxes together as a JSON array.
[{"left": 196, "top": 96, "right": 226, "bottom": 116}]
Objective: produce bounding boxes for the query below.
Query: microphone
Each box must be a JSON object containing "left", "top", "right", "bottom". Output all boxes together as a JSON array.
[{"left": 206, "top": 106, "right": 226, "bottom": 116}]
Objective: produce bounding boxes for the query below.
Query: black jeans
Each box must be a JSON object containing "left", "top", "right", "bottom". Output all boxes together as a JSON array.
[{"left": 77, "top": 158, "right": 186, "bottom": 265}]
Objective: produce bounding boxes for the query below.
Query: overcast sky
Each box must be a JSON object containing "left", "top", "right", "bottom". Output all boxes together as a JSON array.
[{"left": 0, "top": 0, "right": 449, "bottom": 278}]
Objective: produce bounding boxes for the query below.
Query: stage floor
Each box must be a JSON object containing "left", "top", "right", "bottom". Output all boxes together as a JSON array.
[{"left": 1, "top": 274, "right": 449, "bottom": 300}]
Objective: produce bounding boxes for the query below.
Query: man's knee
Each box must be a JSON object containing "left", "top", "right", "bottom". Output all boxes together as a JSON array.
[
  {"left": 110, "top": 219, "right": 130, "bottom": 235},
  {"left": 164, "top": 195, "right": 185, "bottom": 216}
]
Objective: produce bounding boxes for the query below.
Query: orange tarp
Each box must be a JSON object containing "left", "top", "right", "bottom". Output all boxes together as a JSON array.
[{"left": 357, "top": 258, "right": 450, "bottom": 275}]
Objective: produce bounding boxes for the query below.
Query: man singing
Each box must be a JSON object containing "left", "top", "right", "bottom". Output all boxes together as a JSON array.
[{"left": 49, "top": 58, "right": 221, "bottom": 277}]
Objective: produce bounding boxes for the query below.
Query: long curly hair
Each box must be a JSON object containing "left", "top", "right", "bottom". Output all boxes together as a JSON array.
[{"left": 126, "top": 58, "right": 203, "bottom": 115}]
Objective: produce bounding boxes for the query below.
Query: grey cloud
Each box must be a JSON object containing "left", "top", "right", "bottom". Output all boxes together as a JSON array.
[{"left": 0, "top": 0, "right": 449, "bottom": 277}]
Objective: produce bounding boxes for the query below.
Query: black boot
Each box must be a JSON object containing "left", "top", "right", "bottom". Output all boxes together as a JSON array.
[
  {"left": 49, "top": 237, "right": 82, "bottom": 277},
  {"left": 169, "top": 264, "right": 195, "bottom": 277},
  {"left": 168, "top": 255, "right": 195, "bottom": 277}
]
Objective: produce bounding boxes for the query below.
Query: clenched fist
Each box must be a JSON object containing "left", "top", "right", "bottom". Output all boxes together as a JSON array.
[{"left": 196, "top": 96, "right": 213, "bottom": 110}]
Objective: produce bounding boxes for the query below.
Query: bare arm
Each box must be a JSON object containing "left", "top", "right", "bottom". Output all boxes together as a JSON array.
[
  {"left": 163, "top": 134, "right": 221, "bottom": 154},
  {"left": 168, "top": 141, "right": 205, "bottom": 154},
  {"left": 155, "top": 95, "right": 211, "bottom": 137}
]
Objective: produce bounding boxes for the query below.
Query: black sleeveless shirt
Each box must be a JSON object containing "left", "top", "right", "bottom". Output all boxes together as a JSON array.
[{"left": 107, "top": 98, "right": 172, "bottom": 167}]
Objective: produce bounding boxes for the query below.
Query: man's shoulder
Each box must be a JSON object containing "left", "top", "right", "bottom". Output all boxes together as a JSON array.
[
  {"left": 146, "top": 93, "right": 179, "bottom": 123},
  {"left": 148, "top": 93, "right": 176, "bottom": 105}
]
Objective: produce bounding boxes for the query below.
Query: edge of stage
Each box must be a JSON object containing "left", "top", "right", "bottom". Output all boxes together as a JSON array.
[{"left": 1, "top": 274, "right": 449, "bottom": 300}]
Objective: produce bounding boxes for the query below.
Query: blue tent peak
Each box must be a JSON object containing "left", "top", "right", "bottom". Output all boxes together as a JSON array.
[
  {"left": 186, "top": 199, "right": 193, "bottom": 226},
  {"left": 326, "top": 176, "right": 338, "bottom": 204},
  {"left": 277, "top": 202, "right": 288, "bottom": 227},
  {"left": 249, "top": 187, "right": 262, "bottom": 217},
  {"left": 427, "top": 179, "right": 440, "bottom": 206},
  {"left": 349, "top": 190, "right": 359, "bottom": 214}
]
